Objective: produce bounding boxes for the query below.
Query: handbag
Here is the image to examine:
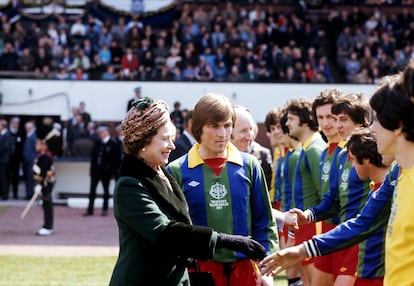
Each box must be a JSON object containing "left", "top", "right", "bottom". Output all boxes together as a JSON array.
[{"left": 188, "top": 261, "right": 216, "bottom": 286}]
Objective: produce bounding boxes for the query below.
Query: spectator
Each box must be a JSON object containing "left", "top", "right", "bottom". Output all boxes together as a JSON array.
[
  {"left": 82, "top": 39, "right": 96, "bottom": 62},
  {"left": 23, "top": 121, "right": 37, "bottom": 199},
  {"left": 70, "top": 66, "right": 88, "bottom": 80},
  {"left": 119, "top": 48, "right": 138, "bottom": 80},
  {"left": 165, "top": 46, "right": 182, "bottom": 72},
  {"left": 46, "top": 22, "right": 59, "bottom": 47},
  {"left": 101, "top": 65, "right": 117, "bottom": 80},
  {"left": 99, "top": 26, "right": 113, "bottom": 48},
  {"left": 83, "top": 124, "right": 120, "bottom": 217},
  {"left": 58, "top": 48, "right": 73, "bottom": 70},
  {"left": 65, "top": 111, "right": 85, "bottom": 157},
  {"left": 126, "top": 27, "right": 140, "bottom": 52},
  {"left": 0, "top": 42, "right": 19, "bottom": 71},
  {"left": 109, "top": 40, "right": 124, "bottom": 65},
  {"left": 181, "top": 63, "right": 195, "bottom": 81},
  {"left": 88, "top": 54, "right": 106, "bottom": 80},
  {"left": 55, "top": 67, "right": 70, "bottom": 80},
  {"left": 18, "top": 47, "right": 35, "bottom": 71},
  {"left": 57, "top": 27, "right": 69, "bottom": 48},
  {"left": 98, "top": 44, "right": 111, "bottom": 65},
  {"left": 70, "top": 49, "right": 90, "bottom": 71},
  {"left": 194, "top": 56, "right": 213, "bottom": 81},
  {"left": 1, "top": 22, "right": 14, "bottom": 45},
  {"left": 8, "top": 117, "right": 23, "bottom": 199},
  {"left": 152, "top": 38, "right": 169, "bottom": 72},
  {"left": 170, "top": 101, "right": 184, "bottom": 135},
  {"left": 127, "top": 86, "right": 142, "bottom": 112},
  {"left": 114, "top": 123, "right": 124, "bottom": 162},
  {"left": 0, "top": 2, "right": 411, "bottom": 84},
  {"left": 244, "top": 63, "right": 258, "bottom": 82},
  {"left": 72, "top": 129, "right": 94, "bottom": 157},
  {"left": 226, "top": 64, "right": 243, "bottom": 82},
  {"left": 0, "top": 119, "right": 13, "bottom": 200},
  {"left": 213, "top": 60, "right": 227, "bottom": 82},
  {"left": 210, "top": 23, "right": 226, "bottom": 50},
  {"left": 345, "top": 51, "right": 361, "bottom": 82},
  {"left": 87, "top": 121, "right": 99, "bottom": 142},
  {"left": 170, "top": 65, "right": 182, "bottom": 81},
  {"left": 315, "top": 56, "right": 333, "bottom": 83},
  {"left": 180, "top": 16, "right": 200, "bottom": 44},
  {"left": 257, "top": 61, "right": 272, "bottom": 82},
  {"left": 126, "top": 15, "right": 144, "bottom": 34},
  {"left": 336, "top": 26, "right": 355, "bottom": 67},
  {"left": 85, "top": 23, "right": 100, "bottom": 52},
  {"left": 112, "top": 16, "right": 128, "bottom": 45},
  {"left": 153, "top": 64, "right": 171, "bottom": 81},
  {"left": 78, "top": 101, "right": 91, "bottom": 127},
  {"left": 142, "top": 25, "right": 157, "bottom": 49},
  {"left": 70, "top": 18, "right": 86, "bottom": 46},
  {"left": 168, "top": 110, "right": 195, "bottom": 163}
]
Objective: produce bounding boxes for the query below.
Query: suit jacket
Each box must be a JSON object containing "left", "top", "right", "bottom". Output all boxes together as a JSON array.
[
  {"left": 72, "top": 137, "right": 94, "bottom": 158},
  {"left": 249, "top": 141, "right": 273, "bottom": 189},
  {"left": 168, "top": 133, "right": 193, "bottom": 163},
  {"left": 0, "top": 130, "right": 13, "bottom": 164},
  {"left": 9, "top": 128, "right": 23, "bottom": 162},
  {"left": 89, "top": 138, "right": 121, "bottom": 178},
  {"left": 66, "top": 119, "right": 84, "bottom": 155},
  {"left": 23, "top": 131, "right": 37, "bottom": 163},
  {"left": 109, "top": 155, "right": 216, "bottom": 286}
]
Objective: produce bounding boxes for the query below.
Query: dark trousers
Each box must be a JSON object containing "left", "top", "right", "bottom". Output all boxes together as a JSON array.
[
  {"left": 87, "top": 176, "right": 110, "bottom": 214},
  {"left": 0, "top": 164, "right": 8, "bottom": 199},
  {"left": 9, "top": 160, "right": 21, "bottom": 198},
  {"left": 41, "top": 182, "right": 54, "bottom": 229}
]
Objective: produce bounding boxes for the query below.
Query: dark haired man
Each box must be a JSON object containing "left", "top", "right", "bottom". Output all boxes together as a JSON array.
[{"left": 284, "top": 97, "right": 326, "bottom": 284}]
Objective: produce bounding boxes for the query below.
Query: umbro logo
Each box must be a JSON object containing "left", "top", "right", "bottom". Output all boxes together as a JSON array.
[{"left": 188, "top": 181, "right": 200, "bottom": 187}]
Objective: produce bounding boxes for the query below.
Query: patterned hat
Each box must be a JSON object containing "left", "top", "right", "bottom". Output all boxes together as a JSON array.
[{"left": 121, "top": 97, "right": 170, "bottom": 143}]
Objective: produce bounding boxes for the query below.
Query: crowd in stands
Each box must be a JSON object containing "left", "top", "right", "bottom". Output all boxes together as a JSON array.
[{"left": 0, "top": 2, "right": 413, "bottom": 83}]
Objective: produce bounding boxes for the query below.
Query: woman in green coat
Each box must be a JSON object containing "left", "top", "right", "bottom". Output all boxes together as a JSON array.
[{"left": 109, "top": 97, "right": 266, "bottom": 286}]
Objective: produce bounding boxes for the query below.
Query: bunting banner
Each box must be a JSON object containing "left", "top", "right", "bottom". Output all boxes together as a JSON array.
[{"left": 100, "top": 0, "right": 175, "bottom": 14}]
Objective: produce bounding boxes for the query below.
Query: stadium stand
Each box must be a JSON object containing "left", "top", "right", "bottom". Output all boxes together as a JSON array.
[{"left": 0, "top": 0, "right": 413, "bottom": 83}]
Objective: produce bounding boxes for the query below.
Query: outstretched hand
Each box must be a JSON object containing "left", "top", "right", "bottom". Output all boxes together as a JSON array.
[
  {"left": 289, "top": 208, "right": 309, "bottom": 226},
  {"left": 283, "top": 211, "right": 299, "bottom": 230},
  {"left": 258, "top": 244, "right": 307, "bottom": 276},
  {"left": 216, "top": 233, "right": 266, "bottom": 261}
]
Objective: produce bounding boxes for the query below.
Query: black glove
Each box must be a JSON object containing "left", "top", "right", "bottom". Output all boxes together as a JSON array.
[{"left": 216, "top": 233, "right": 266, "bottom": 260}]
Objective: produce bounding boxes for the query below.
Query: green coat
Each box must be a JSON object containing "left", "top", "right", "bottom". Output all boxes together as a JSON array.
[{"left": 109, "top": 155, "right": 217, "bottom": 286}]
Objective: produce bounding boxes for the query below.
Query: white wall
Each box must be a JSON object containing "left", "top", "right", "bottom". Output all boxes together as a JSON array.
[
  {"left": 0, "top": 79, "right": 377, "bottom": 123},
  {"left": 53, "top": 160, "right": 116, "bottom": 200}
]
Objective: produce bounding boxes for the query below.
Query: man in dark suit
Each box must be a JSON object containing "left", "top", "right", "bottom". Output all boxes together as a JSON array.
[
  {"left": 23, "top": 121, "right": 37, "bottom": 199},
  {"left": 127, "top": 86, "right": 142, "bottom": 112},
  {"left": 83, "top": 124, "right": 121, "bottom": 216},
  {"left": 168, "top": 110, "right": 195, "bottom": 163},
  {"left": 0, "top": 119, "right": 13, "bottom": 200},
  {"left": 8, "top": 117, "right": 23, "bottom": 199}
]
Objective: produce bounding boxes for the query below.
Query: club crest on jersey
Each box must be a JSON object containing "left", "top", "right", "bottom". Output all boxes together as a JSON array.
[
  {"left": 321, "top": 161, "right": 331, "bottom": 182},
  {"left": 209, "top": 182, "right": 229, "bottom": 210},
  {"left": 340, "top": 168, "right": 350, "bottom": 190}
]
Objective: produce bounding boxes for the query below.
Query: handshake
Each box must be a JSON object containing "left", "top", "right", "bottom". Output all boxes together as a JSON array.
[{"left": 216, "top": 233, "right": 266, "bottom": 261}]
